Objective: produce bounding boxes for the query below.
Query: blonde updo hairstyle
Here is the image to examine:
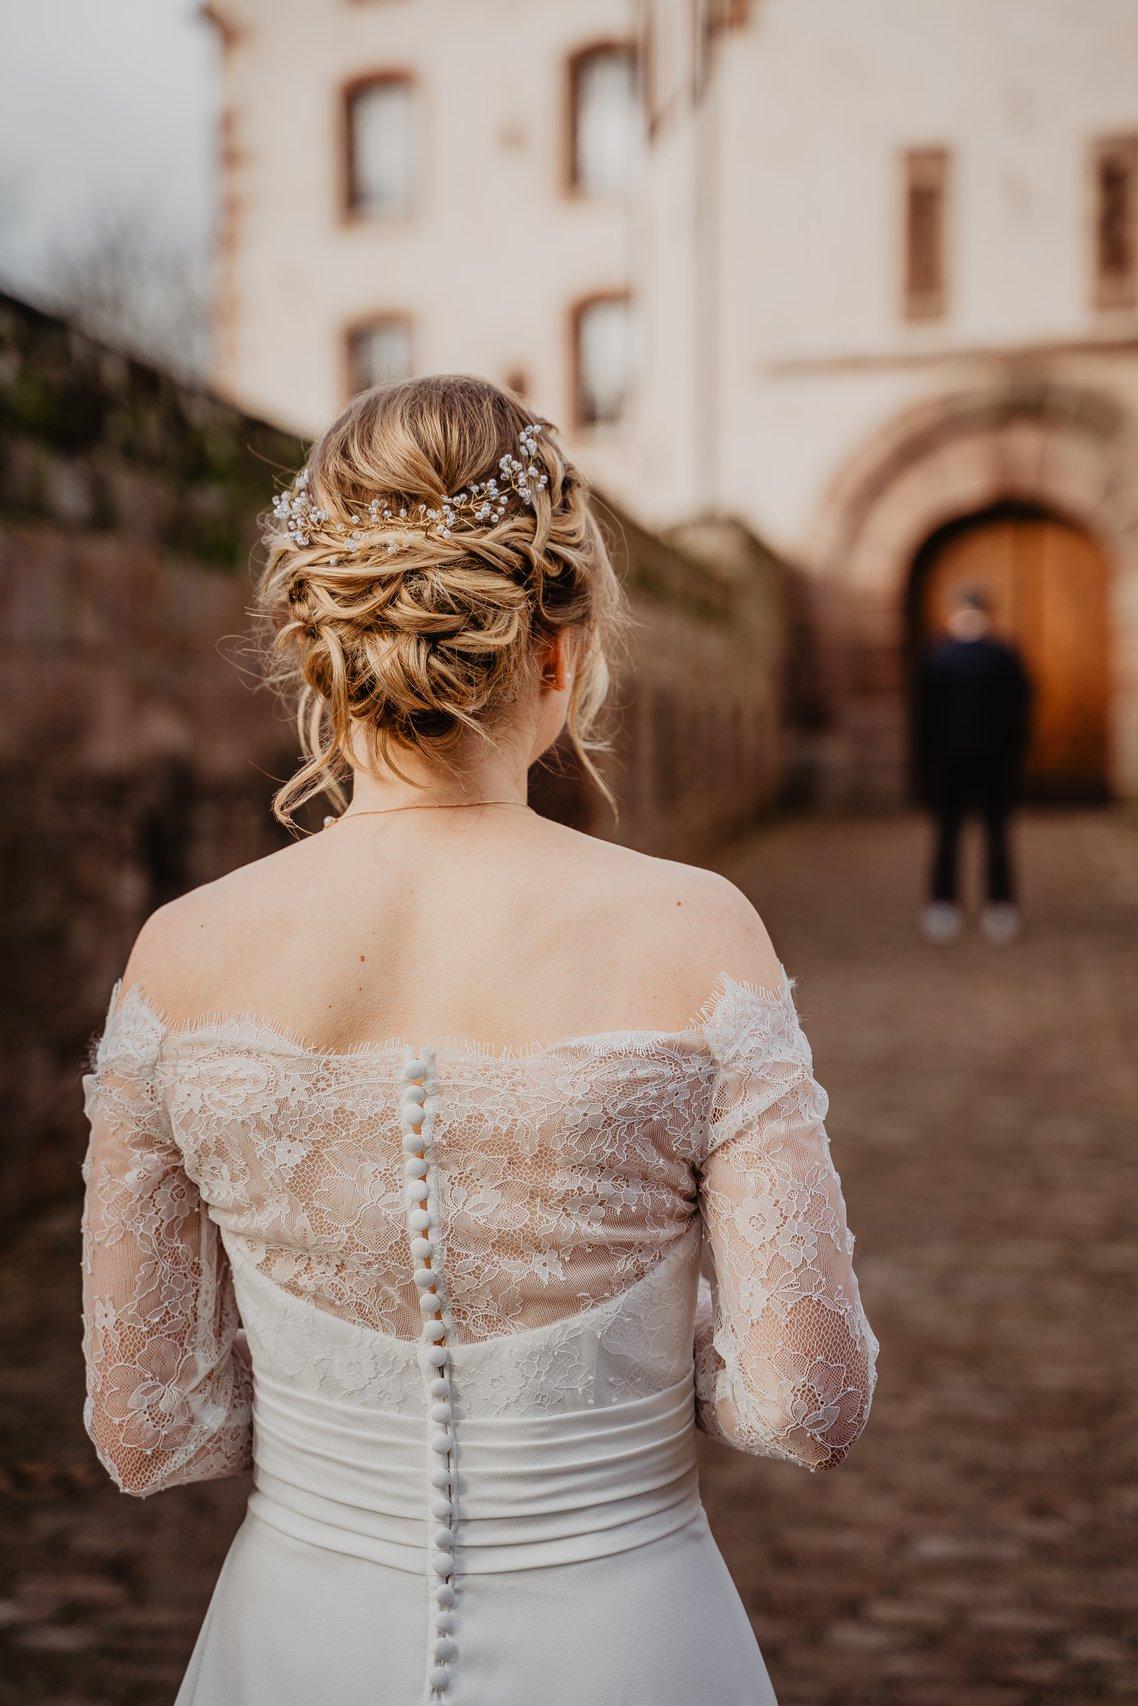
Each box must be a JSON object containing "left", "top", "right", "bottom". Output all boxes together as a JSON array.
[{"left": 258, "top": 375, "right": 627, "bottom": 827}]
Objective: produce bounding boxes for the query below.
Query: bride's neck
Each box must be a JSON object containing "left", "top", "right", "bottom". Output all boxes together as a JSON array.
[{"left": 346, "top": 731, "right": 530, "bottom": 814}]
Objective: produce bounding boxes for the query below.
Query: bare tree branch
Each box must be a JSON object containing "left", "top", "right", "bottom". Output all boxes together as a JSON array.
[{"left": 43, "top": 204, "right": 209, "bottom": 380}]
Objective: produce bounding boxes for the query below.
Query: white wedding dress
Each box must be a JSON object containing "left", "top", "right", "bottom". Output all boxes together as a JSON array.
[{"left": 81, "top": 968, "right": 877, "bottom": 1706}]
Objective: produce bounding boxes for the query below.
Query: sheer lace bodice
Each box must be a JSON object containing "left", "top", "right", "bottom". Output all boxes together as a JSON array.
[{"left": 81, "top": 970, "right": 877, "bottom": 1498}]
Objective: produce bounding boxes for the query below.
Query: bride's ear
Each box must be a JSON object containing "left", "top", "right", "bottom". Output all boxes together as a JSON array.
[{"left": 537, "top": 629, "right": 575, "bottom": 695}]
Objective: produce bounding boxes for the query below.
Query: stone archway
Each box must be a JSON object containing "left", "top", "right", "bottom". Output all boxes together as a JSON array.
[{"left": 806, "top": 375, "right": 1138, "bottom": 806}]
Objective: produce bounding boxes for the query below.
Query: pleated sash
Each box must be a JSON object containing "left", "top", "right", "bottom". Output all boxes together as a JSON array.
[{"left": 248, "top": 1369, "right": 701, "bottom": 1574}]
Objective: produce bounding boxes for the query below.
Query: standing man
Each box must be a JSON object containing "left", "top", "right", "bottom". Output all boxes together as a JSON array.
[{"left": 916, "top": 586, "right": 1033, "bottom": 944}]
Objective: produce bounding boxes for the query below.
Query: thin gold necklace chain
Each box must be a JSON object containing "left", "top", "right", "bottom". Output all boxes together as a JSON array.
[{"left": 324, "top": 800, "right": 531, "bottom": 827}]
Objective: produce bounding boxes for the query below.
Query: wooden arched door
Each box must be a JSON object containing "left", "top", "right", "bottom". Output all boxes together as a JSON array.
[{"left": 912, "top": 507, "right": 1111, "bottom": 799}]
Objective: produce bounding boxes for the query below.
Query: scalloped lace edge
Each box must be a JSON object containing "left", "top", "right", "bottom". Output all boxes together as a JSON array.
[{"left": 96, "top": 967, "right": 797, "bottom": 1065}]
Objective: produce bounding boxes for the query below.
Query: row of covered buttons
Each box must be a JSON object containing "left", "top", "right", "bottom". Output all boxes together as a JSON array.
[{"left": 402, "top": 1052, "right": 459, "bottom": 1697}]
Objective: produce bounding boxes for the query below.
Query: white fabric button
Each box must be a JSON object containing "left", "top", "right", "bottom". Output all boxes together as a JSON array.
[
  {"left": 420, "top": 1291, "right": 441, "bottom": 1317},
  {"left": 404, "top": 1156, "right": 428, "bottom": 1180},
  {"left": 429, "top": 1377, "right": 450, "bottom": 1400},
  {"left": 435, "top": 1582, "right": 455, "bottom": 1606},
  {"left": 412, "top": 1236, "right": 433, "bottom": 1261},
  {"left": 408, "top": 1209, "right": 431, "bottom": 1233},
  {"left": 434, "top": 1526, "right": 455, "bottom": 1549},
  {"left": 406, "top": 1180, "right": 430, "bottom": 1206},
  {"left": 432, "top": 1552, "right": 455, "bottom": 1576},
  {"left": 403, "top": 1083, "right": 426, "bottom": 1105},
  {"left": 426, "top": 1343, "right": 448, "bottom": 1366},
  {"left": 429, "top": 1465, "right": 450, "bottom": 1490},
  {"left": 414, "top": 1267, "right": 435, "bottom": 1289},
  {"left": 431, "top": 1497, "right": 451, "bottom": 1520},
  {"left": 434, "top": 1637, "right": 457, "bottom": 1662},
  {"left": 402, "top": 1058, "right": 426, "bottom": 1081},
  {"left": 431, "top": 1400, "right": 452, "bottom": 1423},
  {"left": 430, "top": 1432, "right": 451, "bottom": 1454},
  {"left": 435, "top": 1610, "right": 455, "bottom": 1634},
  {"left": 402, "top": 1133, "right": 424, "bottom": 1156},
  {"left": 429, "top": 1665, "right": 452, "bottom": 1690}
]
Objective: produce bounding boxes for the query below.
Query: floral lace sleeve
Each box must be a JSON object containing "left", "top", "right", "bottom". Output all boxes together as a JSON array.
[
  {"left": 694, "top": 974, "right": 878, "bottom": 1470},
  {"left": 80, "top": 985, "right": 252, "bottom": 1496}
]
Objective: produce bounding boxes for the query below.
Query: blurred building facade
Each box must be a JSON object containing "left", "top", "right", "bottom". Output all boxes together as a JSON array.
[
  {"left": 209, "top": 0, "right": 1138, "bottom": 805},
  {"left": 208, "top": 0, "right": 645, "bottom": 504}
]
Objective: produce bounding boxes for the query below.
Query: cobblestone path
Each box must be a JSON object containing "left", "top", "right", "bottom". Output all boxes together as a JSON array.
[{"left": 2, "top": 810, "right": 1135, "bottom": 1705}]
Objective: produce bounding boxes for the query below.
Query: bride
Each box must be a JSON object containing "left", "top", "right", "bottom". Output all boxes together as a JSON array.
[{"left": 81, "top": 375, "right": 877, "bottom": 1705}]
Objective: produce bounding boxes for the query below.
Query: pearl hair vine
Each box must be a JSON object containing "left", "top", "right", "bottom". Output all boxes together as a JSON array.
[{"left": 272, "top": 423, "right": 550, "bottom": 555}]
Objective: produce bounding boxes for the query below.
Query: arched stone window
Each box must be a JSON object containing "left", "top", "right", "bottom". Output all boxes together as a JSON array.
[
  {"left": 568, "top": 44, "right": 642, "bottom": 195},
  {"left": 346, "top": 315, "right": 413, "bottom": 396},
  {"left": 343, "top": 74, "right": 416, "bottom": 218},
  {"left": 571, "top": 293, "right": 634, "bottom": 427}
]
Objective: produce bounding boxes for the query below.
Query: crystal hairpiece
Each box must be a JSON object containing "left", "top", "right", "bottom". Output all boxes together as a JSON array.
[{"left": 272, "top": 423, "right": 549, "bottom": 552}]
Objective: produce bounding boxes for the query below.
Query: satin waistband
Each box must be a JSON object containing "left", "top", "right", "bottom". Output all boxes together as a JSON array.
[{"left": 248, "top": 1370, "right": 701, "bottom": 1573}]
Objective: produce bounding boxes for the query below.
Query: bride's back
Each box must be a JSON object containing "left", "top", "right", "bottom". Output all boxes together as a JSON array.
[
  {"left": 112, "top": 793, "right": 782, "bottom": 1368},
  {"left": 130, "top": 804, "right": 774, "bottom": 1053}
]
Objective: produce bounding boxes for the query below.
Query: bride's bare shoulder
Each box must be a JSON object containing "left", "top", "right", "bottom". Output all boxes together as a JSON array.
[
  {"left": 548, "top": 825, "right": 783, "bottom": 1009},
  {"left": 116, "top": 837, "right": 315, "bottom": 1016}
]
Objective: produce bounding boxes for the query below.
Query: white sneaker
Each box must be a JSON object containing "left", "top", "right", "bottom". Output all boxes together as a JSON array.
[
  {"left": 921, "top": 903, "right": 963, "bottom": 944},
  {"left": 981, "top": 904, "right": 1022, "bottom": 945}
]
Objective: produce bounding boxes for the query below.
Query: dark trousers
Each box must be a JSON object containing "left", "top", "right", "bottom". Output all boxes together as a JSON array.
[{"left": 929, "top": 761, "right": 1016, "bottom": 905}]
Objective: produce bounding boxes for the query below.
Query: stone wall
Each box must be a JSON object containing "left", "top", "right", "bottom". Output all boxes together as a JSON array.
[{"left": 0, "top": 291, "right": 787, "bottom": 1221}]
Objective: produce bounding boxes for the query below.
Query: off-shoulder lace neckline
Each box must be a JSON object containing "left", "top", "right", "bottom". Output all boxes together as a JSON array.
[{"left": 102, "top": 966, "right": 796, "bottom": 1065}]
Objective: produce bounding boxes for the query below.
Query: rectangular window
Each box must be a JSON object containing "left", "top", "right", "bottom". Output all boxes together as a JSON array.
[
  {"left": 345, "top": 77, "right": 414, "bottom": 217},
  {"left": 347, "top": 318, "right": 412, "bottom": 395},
  {"left": 1092, "top": 134, "right": 1138, "bottom": 310},
  {"left": 573, "top": 295, "right": 634, "bottom": 426},
  {"left": 902, "top": 147, "right": 949, "bottom": 321},
  {"left": 570, "top": 45, "right": 642, "bottom": 195}
]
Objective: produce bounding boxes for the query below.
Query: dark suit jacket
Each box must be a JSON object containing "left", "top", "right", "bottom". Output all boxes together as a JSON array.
[{"left": 916, "top": 635, "right": 1032, "bottom": 780}]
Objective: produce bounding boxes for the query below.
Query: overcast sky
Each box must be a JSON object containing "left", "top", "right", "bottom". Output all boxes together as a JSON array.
[{"left": 0, "top": 0, "right": 215, "bottom": 301}]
